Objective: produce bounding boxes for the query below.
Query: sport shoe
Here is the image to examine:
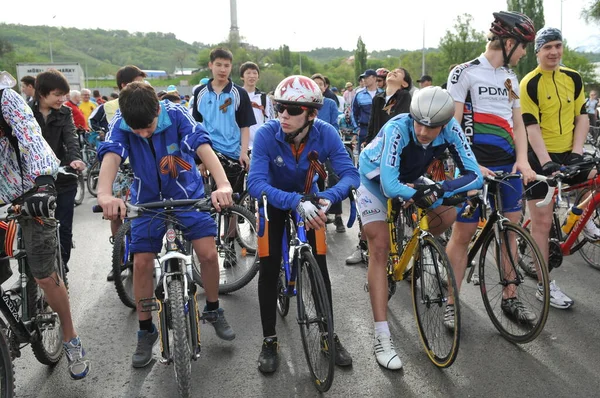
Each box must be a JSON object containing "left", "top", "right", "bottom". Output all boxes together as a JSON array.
[
  {"left": 345, "top": 247, "right": 365, "bottom": 265},
  {"left": 443, "top": 304, "right": 455, "bottom": 331},
  {"left": 373, "top": 334, "right": 402, "bottom": 370},
  {"left": 202, "top": 308, "right": 236, "bottom": 341},
  {"left": 322, "top": 334, "right": 353, "bottom": 367},
  {"left": 106, "top": 269, "right": 115, "bottom": 282},
  {"left": 501, "top": 297, "right": 537, "bottom": 322},
  {"left": 258, "top": 337, "right": 279, "bottom": 373},
  {"left": 326, "top": 214, "right": 336, "bottom": 224},
  {"left": 583, "top": 218, "right": 600, "bottom": 241},
  {"left": 132, "top": 326, "right": 159, "bottom": 368},
  {"left": 334, "top": 217, "right": 346, "bottom": 233},
  {"left": 536, "top": 280, "right": 574, "bottom": 309},
  {"left": 63, "top": 336, "right": 90, "bottom": 380}
]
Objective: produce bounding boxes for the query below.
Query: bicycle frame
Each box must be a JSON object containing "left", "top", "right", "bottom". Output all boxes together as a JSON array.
[
  {"left": 388, "top": 200, "right": 428, "bottom": 281},
  {"left": 280, "top": 210, "right": 312, "bottom": 297}
]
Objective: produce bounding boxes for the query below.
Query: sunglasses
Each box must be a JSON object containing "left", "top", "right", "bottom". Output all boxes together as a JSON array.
[{"left": 275, "top": 103, "right": 308, "bottom": 116}]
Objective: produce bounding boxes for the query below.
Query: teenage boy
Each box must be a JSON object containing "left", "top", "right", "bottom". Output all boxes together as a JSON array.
[
  {"left": 97, "top": 82, "right": 236, "bottom": 368},
  {"left": 240, "top": 61, "right": 273, "bottom": 151}
]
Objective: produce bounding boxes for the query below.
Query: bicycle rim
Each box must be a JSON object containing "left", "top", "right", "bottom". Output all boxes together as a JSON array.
[
  {"left": 575, "top": 190, "right": 600, "bottom": 270},
  {"left": 75, "top": 174, "right": 85, "bottom": 206},
  {"left": 479, "top": 221, "right": 550, "bottom": 344},
  {"left": 277, "top": 268, "right": 290, "bottom": 317},
  {"left": 0, "top": 328, "right": 14, "bottom": 398},
  {"left": 297, "top": 250, "right": 334, "bottom": 392},
  {"left": 167, "top": 278, "right": 192, "bottom": 398},
  {"left": 112, "top": 222, "right": 136, "bottom": 308},
  {"left": 411, "top": 235, "right": 460, "bottom": 368},
  {"left": 86, "top": 160, "right": 100, "bottom": 197}
]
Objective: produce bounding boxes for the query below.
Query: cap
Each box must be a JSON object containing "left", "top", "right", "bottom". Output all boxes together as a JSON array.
[
  {"left": 535, "top": 27, "right": 563, "bottom": 53},
  {"left": 363, "top": 69, "right": 377, "bottom": 78},
  {"left": 166, "top": 84, "right": 178, "bottom": 93},
  {"left": 345, "top": 81, "right": 353, "bottom": 88},
  {"left": 417, "top": 75, "right": 432, "bottom": 83},
  {"left": 331, "top": 87, "right": 339, "bottom": 92}
]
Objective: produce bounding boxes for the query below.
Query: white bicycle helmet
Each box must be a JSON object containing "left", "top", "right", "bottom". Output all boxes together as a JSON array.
[
  {"left": 273, "top": 75, "right": 323, "bottom": 109},
  {"left": 410, "top": 86, "right": 455, "bottom": 127}
]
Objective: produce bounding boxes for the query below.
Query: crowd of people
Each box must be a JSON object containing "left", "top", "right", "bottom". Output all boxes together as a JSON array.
[{"left": 1, "top": 9, "right": 599, "bottom": 387}]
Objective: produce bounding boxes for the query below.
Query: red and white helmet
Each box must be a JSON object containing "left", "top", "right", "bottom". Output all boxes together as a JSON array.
[
  {"left": 273, "top": 75, "right": 323, "bottom": 109},
  {"left": 376, "top": 68, "right": 389, "bottom": 78}
]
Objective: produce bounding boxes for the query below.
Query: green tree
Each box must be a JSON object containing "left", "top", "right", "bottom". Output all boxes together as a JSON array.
[
  {"left": 507, "top": 0, "right": 545, "bottom": 77},
  {"left": 583, "top": 0, "right": 600, "bottom": 22},
  {"left": 354, "top": 36, "right": 367, "bottom": 81},
  {"left": 280, "top": 45, "right": 291, "bottom": 68},
  {"left": 563, "top": 44, "right": 598, "bottom": 85},
  {"left": 439, "top": 14, "right": 487, "bottom": 68}
]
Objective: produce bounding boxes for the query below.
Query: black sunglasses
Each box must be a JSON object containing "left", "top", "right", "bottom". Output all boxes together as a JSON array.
[{"left": 275, "top": 103, "right": 308, "bottom": 116}]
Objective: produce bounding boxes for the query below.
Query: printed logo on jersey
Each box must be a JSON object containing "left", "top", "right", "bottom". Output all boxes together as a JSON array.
[
  {"left": 450, "top": 63, "right": 471, "bottom": 84},
  {"left": 274, "top": 155, "right": 285, "bottom": 167},
  {"left": 462, "top": 102, "right": 474, "bottom": 144},
  {"left": 362, "top": 208, "right": 381, "bottom": 217}
]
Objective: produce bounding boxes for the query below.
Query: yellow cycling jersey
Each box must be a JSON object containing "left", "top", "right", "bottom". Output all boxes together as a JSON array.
[{"left": 519, "top": 65, "right": 586, "bottom": 153}]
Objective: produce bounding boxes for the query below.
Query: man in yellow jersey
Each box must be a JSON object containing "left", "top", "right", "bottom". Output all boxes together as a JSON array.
[{"left": 520, "top": 27, "right": 600, "bottom": 309}]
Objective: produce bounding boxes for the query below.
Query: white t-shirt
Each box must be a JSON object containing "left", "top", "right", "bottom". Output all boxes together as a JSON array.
[{"left": 246, "top": 90, "right": 273, "bottom": 150}]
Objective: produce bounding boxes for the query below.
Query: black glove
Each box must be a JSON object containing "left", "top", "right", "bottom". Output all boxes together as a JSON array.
[
  {"left": 565, "top": 152, "right": 584, "bottom": 166},
  {"left": 22, "top": 175, "right": 57, "bottom": 218},
  {"left": 541, "top": 161, "right": 561, "bottom": 176},
  {"left": 412, "top": 183, "right": 444, "bottom": 209}
]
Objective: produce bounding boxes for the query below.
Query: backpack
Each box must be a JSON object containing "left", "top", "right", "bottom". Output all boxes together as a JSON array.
[{"left": 0, "top": 89, "right": 22, "bottom": 173}]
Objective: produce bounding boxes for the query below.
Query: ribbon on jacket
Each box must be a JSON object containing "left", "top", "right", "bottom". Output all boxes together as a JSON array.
[
  {"left": 219, "top": 98, "right": 232, "bottom": 113},
  {"left": 504, "top": 79, "right": 519, "bottom": 101},
  {"left": 303, "top": 150, "right": 327, "bottom": 194},
  {"left": 159, "top": 155, "right": 193, "bottom": 178}
]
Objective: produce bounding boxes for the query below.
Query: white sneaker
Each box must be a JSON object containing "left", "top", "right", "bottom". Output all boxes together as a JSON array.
[
  {"left": 536, "top": 280, "right": 574, "bottom": 309},
  {"left": 345, "top": 247, "right": 365, "bottom": 265},
  {"left": 583, "top": 219, "right": 600, "bottom": 241},
  {"left": 373, "top": 334, "right": 402, "bottom": 370}
]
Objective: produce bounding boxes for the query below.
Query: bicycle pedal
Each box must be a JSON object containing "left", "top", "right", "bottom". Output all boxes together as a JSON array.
[{"left": 140, "top": 298, "right": 161, "bottom": 312}]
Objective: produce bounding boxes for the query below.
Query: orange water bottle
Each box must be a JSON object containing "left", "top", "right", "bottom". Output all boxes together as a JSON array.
[{"left": 561, "top": 206, "right": 583, "bottom": 234}]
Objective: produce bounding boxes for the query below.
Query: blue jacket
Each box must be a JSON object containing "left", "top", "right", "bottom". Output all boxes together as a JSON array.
[
  {"left": 98, "top": 101, "right": 211, "bottom": 204},
  {"left": 248, "top": 118, "right": 360, "bottom": 210},
  {"left": 352, "top": 88, "right": 383, "bottom": 128},
  {"left": 316, "top": 97, "right": 339, "bottom": 131},
  {"left": 360, "top": 113, "right": 483, "bottom": 202}
]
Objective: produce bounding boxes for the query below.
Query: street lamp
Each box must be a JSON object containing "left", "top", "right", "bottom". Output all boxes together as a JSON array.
[{"left": 49, "top": 15, "right": 56, "bottom": 63}]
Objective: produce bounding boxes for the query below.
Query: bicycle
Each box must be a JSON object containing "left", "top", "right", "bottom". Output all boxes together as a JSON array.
[
  {"left": 521, "top": 158, "right": 600, "bottom": 272},
  {"left": 0, "top": 204, "right": 67, "bottom": 376},
  {"left": 94, "top": 197, "right": 225, "bottom": 398},
  {"left": 458, "top": 172, "right": 552, "bottom": 344},
  {"left": 0, "top": 327, "right": 14, "bottom": 398},
  {"left": 263, "top": 192, "right": 357, "bottom": 392}
]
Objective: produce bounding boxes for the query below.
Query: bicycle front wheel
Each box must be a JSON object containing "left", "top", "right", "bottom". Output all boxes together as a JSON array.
[
  {"left": 112, "top": 222, "right": 136, "bottom": 309},
  {"left": 167, "top": 277, "right": 192, "bottom": 398},
  {"left": 74, "top": 173, "right": 85, "bottom": 206},
  {"left": 296, "top": 249, "right": 334, "bottom": 392},
  {"left": 0, "top": 327, "right": 14, "bottom": 398},
  {"left": 277, "top": 268, "right": 290, "bottom": 317},
  {"left": 86, "top": 160, "right": 101, "bottom": 197},
  {"left": 411, "top": 235, "right": 460, "bottom": 368},
  {"left": 575, "top": 189, "right": 600, "bottom": 270},
  {"left": 479, "top": 221, "right": 550, "bottom": 344}
]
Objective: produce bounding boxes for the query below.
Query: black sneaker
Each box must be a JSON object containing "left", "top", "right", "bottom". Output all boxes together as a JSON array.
[
  {"left": 202, "top": 308, "right": 236, "bottom": 341},
  {"left": 106, "top": 269, "right": 115, "bottom": 282},
  {"left": 258, "top": 337, "right": 279, "bottom": 373},
  {"left": 334, "top": 217, "right": 346, "bottom": 233},
  {"left": 501, "top": 297, "right": 537, "bottom": 323},
  {"left": 333, "top": 334, "right": 352, "bottom": 367}
]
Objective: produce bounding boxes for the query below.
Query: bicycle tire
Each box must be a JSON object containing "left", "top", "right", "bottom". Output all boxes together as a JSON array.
[
  {"left": 574, "top": 188, "right": 600, "bottom": 270},
  {"left": 411, "top": 235, "right": 460, "bottom": 368},
  {"left": 167, "top": 277, "right": 192, "bottom": 398},
  {"left": 74, "top": 173, "right": 85, "bottom": 206},
  {"left": 0, "top": 328, "right": 14, "bottom": 398},
  {"left": 112, "top": 222, "right": 136, "bottom": 309},
  {"left": 193, "top": 205, "right": 259, "bottom": 294},
  {"left": 86, "top": 160, "right": 101, "bottom": 197},
  {"left": 277, "top": 268, "right": 290, "bottom": 317},
  {"left": 296, "top": 249, "right": 334, "bottom": 392},
  {"left": 28, "top": 251, "right": 64, "bottom": 365},
  {"left": 479, "top": 221, "right": 550, "bottom": 344}
]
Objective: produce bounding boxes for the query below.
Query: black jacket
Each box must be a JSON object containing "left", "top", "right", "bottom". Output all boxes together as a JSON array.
[
  {"left": 30, "top": 100, "right": 82, "bottom": 192},
  {"left": 323, "top": 88, "right": 339, "bottom": 108},
  {"left": 365, "top": 88, "right": 412, "bottom": 145}
]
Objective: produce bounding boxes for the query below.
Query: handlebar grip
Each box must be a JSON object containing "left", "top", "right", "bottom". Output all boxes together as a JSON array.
[
  {"left": 257, "top": 206, "right": 266, "bottom": 238},
  {"left": 346, "top": 187, "right": 357, "bottom": 228}
]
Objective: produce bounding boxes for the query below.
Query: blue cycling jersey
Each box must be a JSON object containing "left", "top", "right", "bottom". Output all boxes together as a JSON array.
[{"left": 359, "top": 113, "right": 483, "bottom": 201}]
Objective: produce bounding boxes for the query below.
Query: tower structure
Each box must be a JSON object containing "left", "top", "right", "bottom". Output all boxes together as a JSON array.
[{"left": 229, "top": 0, "right": 240, "bottom": 46}]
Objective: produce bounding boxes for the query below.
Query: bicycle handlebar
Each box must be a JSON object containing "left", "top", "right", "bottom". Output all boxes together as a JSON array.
[{"left": 481, "top": 172, "right": 554, "bottom": 208}]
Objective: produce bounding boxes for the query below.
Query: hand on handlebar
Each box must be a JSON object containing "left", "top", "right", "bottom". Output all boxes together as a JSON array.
[
  {"left": 21, "top": 175, "right": 57, "bottom": 218},
  {"left": 211, "top": 183, "right": 233, "bottom": 212},
  {"left": 97, "top": 194, "right": 126, "bottom": 220},
  {"left": 541, "top": 161, "right": 561, "bottom": 176},
  {"left": 512, "top": 160, "right": 537, "bottom": 185},
  {"left": 412, "top": 183, "right": 444, "bottom": 209},
  {"left": 70, "top": 159, "right": 86, "bottom": 171},
  {"left": 479, "top": 165, "right": 497, "bottom": 178},
  {"left": 296, "top": 199, "right": 327, "bottom": 231}
]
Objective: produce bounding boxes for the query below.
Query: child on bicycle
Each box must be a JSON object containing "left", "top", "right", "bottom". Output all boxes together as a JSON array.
[
  {"left": 247, "top": 75, "right": 360, "bottom": 373},
  {"left": 96, "top": 82, "right": 236, "bottom": 368},
  {"left": 358, "top": 86, "right": 482, "bottom": 370}
]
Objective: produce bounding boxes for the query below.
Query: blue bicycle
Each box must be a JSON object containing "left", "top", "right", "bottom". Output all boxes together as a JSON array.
[{"left": 260, "top": 191, "right": 356, "bottom": 392}]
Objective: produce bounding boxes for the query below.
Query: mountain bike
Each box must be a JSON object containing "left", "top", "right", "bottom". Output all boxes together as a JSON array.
[
  {"left": 521, "top": 157, "right": 600, "bottom": 272},
  {"left": 0, "top": 327, "right": 14, "bottom": 398},
  {"left": 263, "top": 192, "right": 357, "bottom": 392},
  {"left": 461, "top": 172, "right": 552, "bottom": 344},
  {"left": 94, "top": 197, "right": 223, "bottom": 398}
]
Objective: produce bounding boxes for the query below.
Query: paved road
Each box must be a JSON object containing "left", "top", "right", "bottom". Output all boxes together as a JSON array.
[{"left": 11, "top": 198, "right": 600, "bottom": 398}]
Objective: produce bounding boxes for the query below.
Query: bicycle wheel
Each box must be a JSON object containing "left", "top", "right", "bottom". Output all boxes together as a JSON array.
[
  {"left": 74, "top": 173, "right": 85, "bottom": 206},
  {"left": 479, "top": 221, "right": 550, "bottom": 344},
  {"left": 277, "top": 268, "right": 290, "bottom": 317},
  {"left": 167, "top": 277, "right": 192, "bottom": 398},
  {"left": 0, "top": 328, "right": 14, "bottom": 398},
  {"left": 296, "top": 249, "right": 334, "bottom": 392},
  {"left": 86, "top": 160, "right": 101, "bottom": 197},
  {"left": 237, "top": 191, "right": 257, "bottom": 218},
  {"left": 396, "top": 204, "right": 416, "bottom": 282},
  {"left": 574, "top": 189, "right": 600, "bottom": 270},
  {"left": 112, "top": 222, "right": 136, "bottom": 309},
  {"left": 193, "top": 205, "right": 259, "bottom": 294},
  {"left": 411, "top": 235, "right": 460, "bottom": 368},
  {"left": 28, "top": 251, "right": 64, "bottom": 365}
]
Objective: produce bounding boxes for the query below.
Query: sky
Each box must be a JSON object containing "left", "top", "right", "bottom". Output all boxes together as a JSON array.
[{"left": 1, "top": 0, "right": 596, "bottom": 52}]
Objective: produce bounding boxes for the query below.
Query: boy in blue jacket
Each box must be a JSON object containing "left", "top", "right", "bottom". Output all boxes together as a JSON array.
[
  {"left": 97, "top": 82, "right": 236, "bottom": 368},
  {"left": 248, "top": 75, "right": 359, "bottom": 374}
]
